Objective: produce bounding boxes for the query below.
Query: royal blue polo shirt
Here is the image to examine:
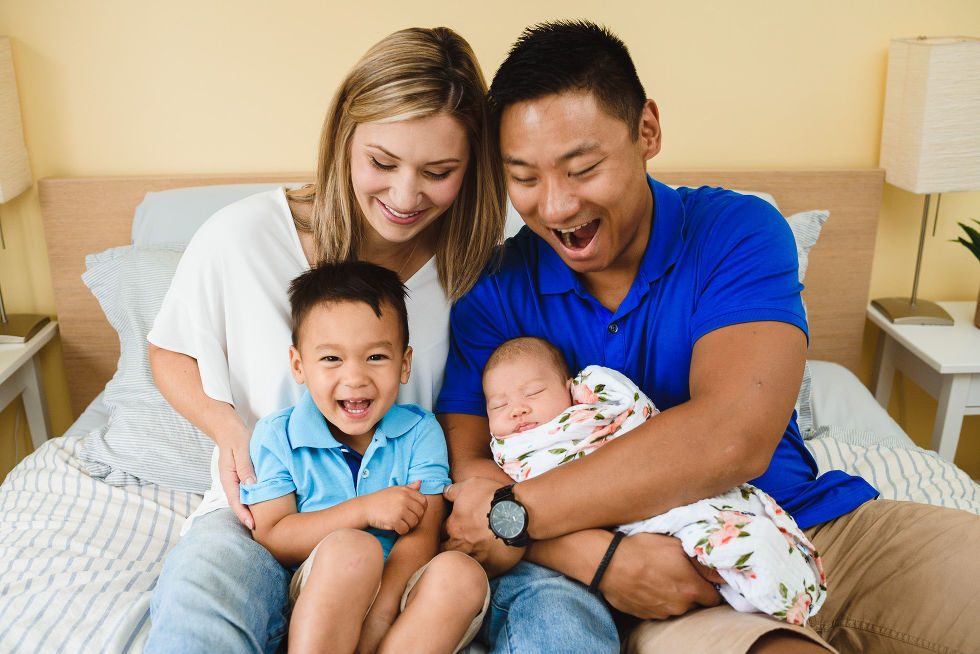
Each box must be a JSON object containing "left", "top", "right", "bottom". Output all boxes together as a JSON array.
[
  {"left": 242, "top": 390, "right": 451, "bottom": 559},
  {"left": 436, "top": 176, "right": 877, "bottom": 529}
]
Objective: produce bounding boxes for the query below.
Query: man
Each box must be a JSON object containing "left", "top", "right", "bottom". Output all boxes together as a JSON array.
[{"left": 436, "top": 20, "right": 979, "bottom": 654}]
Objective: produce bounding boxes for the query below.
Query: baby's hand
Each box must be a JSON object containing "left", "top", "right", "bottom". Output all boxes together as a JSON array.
[{"left": 359, "top": 480, "right": 427, "bottom": 534}]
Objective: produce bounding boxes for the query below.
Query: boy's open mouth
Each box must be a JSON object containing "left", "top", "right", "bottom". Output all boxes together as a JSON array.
[
  {"left": 339, "top": 399, "right": 372, "bottom": 416},
  {"left": 554, "top": 219, "right": 599, "bottom": 250}
]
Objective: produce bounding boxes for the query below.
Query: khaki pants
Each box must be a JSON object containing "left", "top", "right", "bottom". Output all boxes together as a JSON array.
[{"left": 627, "top": 499, "right": 980, "bottom": 654}]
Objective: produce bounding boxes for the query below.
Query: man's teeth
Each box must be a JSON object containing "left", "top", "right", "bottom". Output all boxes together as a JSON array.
[{"left": 557, "top": 221, "right": 592, "bottom": 248}]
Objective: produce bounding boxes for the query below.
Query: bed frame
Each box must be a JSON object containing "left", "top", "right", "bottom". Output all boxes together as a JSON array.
[{"left": 38, "top": 169, "right": 884, "bottom": 418}]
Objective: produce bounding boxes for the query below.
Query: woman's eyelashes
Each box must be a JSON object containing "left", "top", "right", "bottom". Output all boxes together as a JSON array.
[{"left": 369, "top": 156, "right": 453, "bottom": 180}]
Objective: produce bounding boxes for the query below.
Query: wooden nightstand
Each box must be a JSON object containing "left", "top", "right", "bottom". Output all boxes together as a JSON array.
[
  {"left": 0, "top": 320, "right": 57, "bottom": 450},
  {"left": 868, "top": 301, "right": 980, "bottom": 462}
]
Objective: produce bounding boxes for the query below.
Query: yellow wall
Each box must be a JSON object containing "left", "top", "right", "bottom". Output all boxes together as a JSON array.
[{"left": 1, "top": 0, "right": 979, "bottom": 477}]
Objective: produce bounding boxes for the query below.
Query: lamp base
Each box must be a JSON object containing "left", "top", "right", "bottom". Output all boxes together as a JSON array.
[
  {"left": 0, "top": 314, "right": 51, "bottom": 343},
  {"left": 870, "top": 297, "right": 954, "bottom": 326}
]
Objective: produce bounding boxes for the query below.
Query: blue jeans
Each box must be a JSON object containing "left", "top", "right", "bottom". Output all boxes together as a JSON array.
[
  {"left": 477, "top": 561, "right": 619, "bottom": 654},
  {"left": 145, "top": 508, "right": 290, "bottom": 654}
]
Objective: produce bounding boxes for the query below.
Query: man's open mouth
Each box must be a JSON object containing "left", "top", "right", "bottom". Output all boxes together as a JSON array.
[{"left": 554, "top": 219, "right": 599, "bottom": 250}]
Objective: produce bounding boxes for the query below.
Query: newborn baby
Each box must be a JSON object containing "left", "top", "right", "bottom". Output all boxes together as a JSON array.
[{"left": 483, "top": 336, "right": 826, "bottom": 625}]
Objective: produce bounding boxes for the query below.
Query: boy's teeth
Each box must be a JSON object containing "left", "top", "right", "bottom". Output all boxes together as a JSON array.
[{"left": 342, "top": 399, "right": 371, "bottom": 413}]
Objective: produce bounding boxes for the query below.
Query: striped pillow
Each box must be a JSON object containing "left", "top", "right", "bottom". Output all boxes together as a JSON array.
[{"left": 79, "top": 245, "right": 213, "bottom": 494}]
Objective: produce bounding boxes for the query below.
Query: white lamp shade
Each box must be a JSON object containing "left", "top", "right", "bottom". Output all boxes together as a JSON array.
[
  {"left": 879, "top": 36, "right": 980, "bottom": 194},
  {"left": 0, "top": 36, "right": 32, "bottom": 203}
]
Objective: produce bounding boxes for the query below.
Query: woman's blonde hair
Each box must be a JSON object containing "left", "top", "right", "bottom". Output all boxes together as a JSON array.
[{"left": 287, "top": 27, "right": 505, "bottom": 302}]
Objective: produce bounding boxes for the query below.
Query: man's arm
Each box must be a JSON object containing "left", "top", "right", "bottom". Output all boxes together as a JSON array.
[{"left": 515, "top": 321, "right": 805, "bottom": 539}]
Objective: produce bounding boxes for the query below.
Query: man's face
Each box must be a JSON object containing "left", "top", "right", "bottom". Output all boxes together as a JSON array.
[{"left": 499, "top": 92, "right": 660, "bottom": 277}]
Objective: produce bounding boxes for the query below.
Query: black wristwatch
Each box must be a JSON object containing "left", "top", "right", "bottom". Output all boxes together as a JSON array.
[{"left": 487, "top": 484, "right": 530, "bottom": 547}]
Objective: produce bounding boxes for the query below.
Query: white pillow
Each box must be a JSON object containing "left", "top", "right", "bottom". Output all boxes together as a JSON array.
[
  {"left": 132, "top": 183, "right": 293, "bottom": 246},
  {"left": 79, "top": 244, "right": 214, "bottom": 493}
]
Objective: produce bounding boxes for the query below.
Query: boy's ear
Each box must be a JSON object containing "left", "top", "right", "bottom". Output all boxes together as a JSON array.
[
  {"left": 288, "top": 345, "right": 305, "bottom": 384},
  {"left": 400, "top": 345, "right": 413, "bottom": 384}
]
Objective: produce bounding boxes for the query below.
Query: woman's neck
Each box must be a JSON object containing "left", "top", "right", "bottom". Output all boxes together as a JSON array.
[{"left": 359, "top": 222, "right": 440, "bottom": 282}]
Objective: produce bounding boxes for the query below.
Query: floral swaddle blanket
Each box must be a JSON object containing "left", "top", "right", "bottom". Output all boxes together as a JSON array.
[{"left": 490, "top": 365, "right": 827, "bottom": 625}]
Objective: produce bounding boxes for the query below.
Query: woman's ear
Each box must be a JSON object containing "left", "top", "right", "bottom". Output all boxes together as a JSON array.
[{"left": 288, "top": 345, "right": 305, "bottom": 385}]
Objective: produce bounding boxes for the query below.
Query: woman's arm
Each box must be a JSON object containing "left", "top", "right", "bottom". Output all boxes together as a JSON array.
[{"left": 148, "top": 343, "right": 255, "bottom": 528}]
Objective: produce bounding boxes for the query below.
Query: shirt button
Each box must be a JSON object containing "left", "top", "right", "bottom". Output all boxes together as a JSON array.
[
  {"left": 361, "top": 469, "right": 370, "bottom": 478},
  {"left": 607, "top": 323, "right": 619, "bottom": 334}
]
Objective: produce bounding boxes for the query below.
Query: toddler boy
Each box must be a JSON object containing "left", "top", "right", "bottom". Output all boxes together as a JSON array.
[{"left": 242, "top": 262, "right": 488, "bottom": 654}]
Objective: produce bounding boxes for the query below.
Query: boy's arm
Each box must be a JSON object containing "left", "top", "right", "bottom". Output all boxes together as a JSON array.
[
  {"left": 250, "top": 483, "right": 427, "bottom": 569},
  {"left": 357, "top": 495, "right": 447, "bottom": 654}
]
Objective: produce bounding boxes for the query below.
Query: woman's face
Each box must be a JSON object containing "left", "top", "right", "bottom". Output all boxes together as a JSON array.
[{"left": 350, "top": 111, "right": 470, "bottom": 247}]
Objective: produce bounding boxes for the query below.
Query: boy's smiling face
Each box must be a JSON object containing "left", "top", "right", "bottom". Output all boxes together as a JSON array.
[{"left": 289, "top": 299, "right": 411, "bottom": 447}]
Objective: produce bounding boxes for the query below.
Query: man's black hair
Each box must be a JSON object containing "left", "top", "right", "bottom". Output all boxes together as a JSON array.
[
  {"left": 288, "top": 261, "right": 410, "bottom": 350},
  {"left": 488, "top": 20, "right": 647, "bottom": 138}
]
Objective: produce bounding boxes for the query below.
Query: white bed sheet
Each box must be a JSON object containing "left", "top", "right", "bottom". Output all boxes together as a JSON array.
[
  {"left": 0, "top": 364, "right": 977, "bottom": 654},
  {"left": 0, "top": 394, "right": 201, "bottom": 654}
]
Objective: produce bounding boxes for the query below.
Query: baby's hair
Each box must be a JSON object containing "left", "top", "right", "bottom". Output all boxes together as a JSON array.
[
  {"left": 483, "top": 336, "right": 571, "bottom": 384},
  {"left": 288, "top": 261, "right": 410, "bottom": 350}
]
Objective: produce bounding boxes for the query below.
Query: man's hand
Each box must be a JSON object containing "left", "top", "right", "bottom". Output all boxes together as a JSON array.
[
  {"left": 441, "top": 478, "right": 503, "bottom": 559},
  {"left": 599, "top": 532, "right": 723, "bottom": 619},
  {"left": 442, "top": 478, "right": 527, "bottom": 575},
  {"left": 358, "top": 481, "right": 427, "bottom": 534},
  {"left": 219, "top": 424, "right": 256, "bottom": 529}
]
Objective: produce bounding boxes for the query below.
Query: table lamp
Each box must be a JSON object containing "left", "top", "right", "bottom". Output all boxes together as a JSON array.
[
  {"left": 872, "top": 36, "right": 980, "bottom": 325},
  {"left": 0, "top": 36, "right": 48, "bottom": 343}
]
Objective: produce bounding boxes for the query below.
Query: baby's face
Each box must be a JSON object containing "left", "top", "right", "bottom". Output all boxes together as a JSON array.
[{"left": 484, "top": 356, "right": 572, "bottom": 437}]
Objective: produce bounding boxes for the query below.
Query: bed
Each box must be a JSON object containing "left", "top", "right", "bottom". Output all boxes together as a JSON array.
[{"left": 1, "top": 170, "right": 977, "bottom": 653}]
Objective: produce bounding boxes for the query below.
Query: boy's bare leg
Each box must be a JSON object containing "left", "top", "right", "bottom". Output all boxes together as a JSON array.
[
  {"left": 378, "top": 551, "right": 489, "bottom": 654},
  {"left": 289, "top": 529, "right": 384, "bottom": 654}
]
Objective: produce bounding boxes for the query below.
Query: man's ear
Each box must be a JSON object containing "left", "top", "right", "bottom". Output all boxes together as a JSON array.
[
  {"left": 638, "top": 99, "right": 662, "bottom": 161},
  {"left": 400, "top": 345, "right": 413, "bottom": 384},
  {"left": 288, "top": 345, "right": 305, "bottom": 385}
]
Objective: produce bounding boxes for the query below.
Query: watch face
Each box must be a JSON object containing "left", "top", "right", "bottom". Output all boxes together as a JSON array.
[{"left": 489, "top": 500, "right": 526, "bottom": 540}]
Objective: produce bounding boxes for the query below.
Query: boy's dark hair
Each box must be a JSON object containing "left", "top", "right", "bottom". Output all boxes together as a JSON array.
[
  {"left": 483, "top": 336, "right": 572, "bottom": 384},
  {"left": 488, "top": 20, "right": 647, "bottom": 139},
  {"left": 288, "top": 261, "right": 410, "bottom": 350}
]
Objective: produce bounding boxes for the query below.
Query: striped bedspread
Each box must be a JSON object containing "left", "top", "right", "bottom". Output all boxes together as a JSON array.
[
  {"left": 0, "top": 417, "right": 975, "bottom": 653},
  {"left": 0, "top": 434, "right": 199, "bottom": 654}
]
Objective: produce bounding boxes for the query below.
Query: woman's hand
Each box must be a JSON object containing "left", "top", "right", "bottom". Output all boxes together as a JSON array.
[
  {"left": 218, "top": 422, "right": 257, "bottom": 529},
  {"left": 598, "top": 532, "right": 722, "bottom": 619}
]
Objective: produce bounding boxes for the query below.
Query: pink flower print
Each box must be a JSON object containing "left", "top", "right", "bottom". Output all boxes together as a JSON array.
[
  {"left": 718, "top": 510, "right": 752, "bottom": 528},
  {"left": 642, "top": 405, "right": 651, "bottom": 419},
  {"left": 501, "top": 459, "right": 524, "bottom": 480},
  {"left": 568, "top": 409, "right": 594, "bottom": 424},
  {"left": 707, "top": 521, "right": 742, "bottom": 549},
  {"left": 589, "top": 410, "right": 630, "bottom": 439},
  {"left": 778, "top": 526, "right": 797, "bottom": 549},
  {"left": 784, "top": 592, "right": 812, "bottom": 625},
  {"left": 572, "top": 384, "right": 599, "bottom": 404}
]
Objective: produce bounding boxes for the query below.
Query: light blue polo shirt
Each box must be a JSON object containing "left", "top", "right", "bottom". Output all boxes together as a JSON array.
[
  {"left": 436, "top": 175, "right": 878, "bottom": 529},
  {"left": 242, "top": 390, "right": 451, "bottom": 558}
]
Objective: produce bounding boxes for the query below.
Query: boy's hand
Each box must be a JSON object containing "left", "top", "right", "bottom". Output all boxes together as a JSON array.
[
  {"left": 359, "top": 480, "right": 427, "bottom": 534},
  {"left": 355, "top": 611, "right": 392, "bottom": 654}
]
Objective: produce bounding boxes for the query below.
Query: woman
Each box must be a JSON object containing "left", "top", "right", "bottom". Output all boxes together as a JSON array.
[{"left": 144, "top": 27, "right": 504, "bottom": 654}]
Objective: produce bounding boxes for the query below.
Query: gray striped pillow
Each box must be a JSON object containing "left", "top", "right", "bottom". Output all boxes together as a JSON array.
[{"left": 79, "top": 245, "right": 214, "bottom": 494}]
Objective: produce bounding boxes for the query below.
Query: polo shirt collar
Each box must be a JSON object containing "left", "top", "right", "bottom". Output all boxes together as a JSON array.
[
  {"left": 536, "top": 175, "right": 685, "bottom": 296},
  {"left": 286, "top": 390, "right": 422, "bottom": 450}
]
